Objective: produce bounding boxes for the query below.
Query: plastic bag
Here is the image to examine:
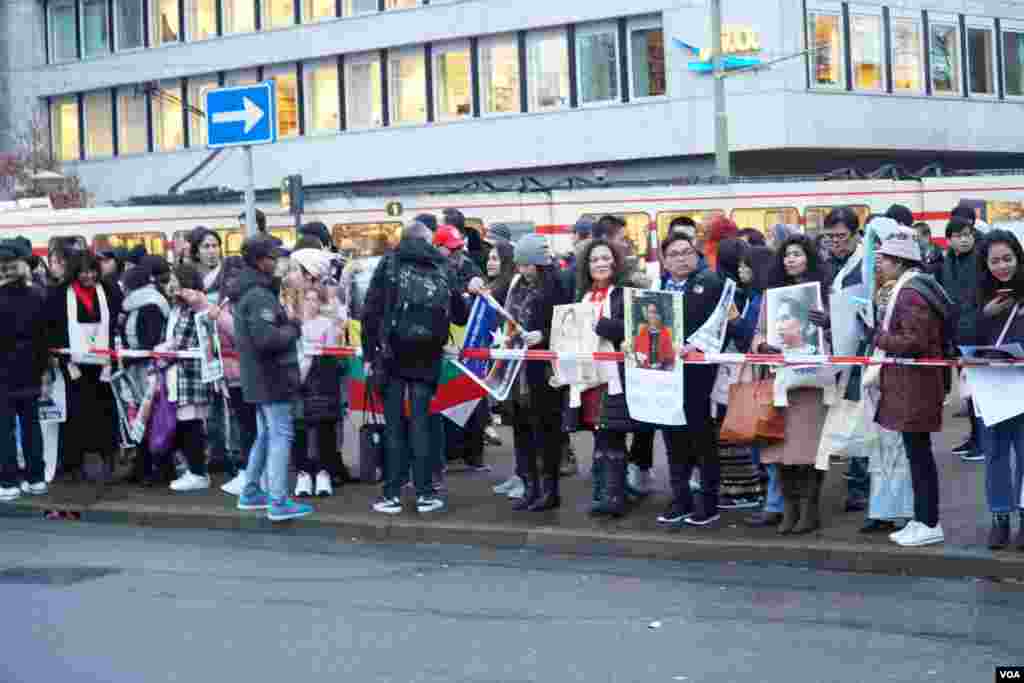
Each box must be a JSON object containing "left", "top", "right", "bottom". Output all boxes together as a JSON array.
[{"left": 147, "top": 372, "right": 178, "bottom": 456}]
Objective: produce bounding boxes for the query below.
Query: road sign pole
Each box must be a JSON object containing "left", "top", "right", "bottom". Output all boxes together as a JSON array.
[
  {"left": 244, "top": 145, "right": 257, "bottom": 238},
  {"left": 711, "top": 0, "right": 731, "bottom": 179}
]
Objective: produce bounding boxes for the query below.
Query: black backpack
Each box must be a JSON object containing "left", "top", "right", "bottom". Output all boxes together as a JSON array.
[{"left": 388, "top": 255, "right": 452, "bottom": 347}]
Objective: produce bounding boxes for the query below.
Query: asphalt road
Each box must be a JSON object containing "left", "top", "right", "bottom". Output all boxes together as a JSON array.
[{"left": 1, "top": 518, "right": 1021, "bottom": 683}]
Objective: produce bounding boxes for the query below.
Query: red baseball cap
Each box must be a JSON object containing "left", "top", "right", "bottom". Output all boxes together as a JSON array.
[{"left": 433, "top": 224, "right": 465, "bottom": 250}]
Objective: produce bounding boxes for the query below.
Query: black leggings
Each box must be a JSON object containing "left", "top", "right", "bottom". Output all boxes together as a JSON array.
[
  {"left": 294, "top": 421, "right": 339, "bottom": 476},
  {"left": 229, "top": 387, "right": 257, "bottom": 468},
  {"left": 594, "top": 431, "right": 628, "bottom": 459},
  {"left": 177, "top": 419, "right": 207, "bottom": 477},
  {"left": 901, "top": 431, "right": 940, "bottom": 527}
]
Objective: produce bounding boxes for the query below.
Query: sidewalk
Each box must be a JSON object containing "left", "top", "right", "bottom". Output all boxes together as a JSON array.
[{"left": 4, "top": 411, "right": 1023, "bottom": 580}]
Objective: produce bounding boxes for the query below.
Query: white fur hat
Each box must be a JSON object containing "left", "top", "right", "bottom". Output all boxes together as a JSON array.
[{"left": 876, "top": 227, "right": 922, "bottom": 263}]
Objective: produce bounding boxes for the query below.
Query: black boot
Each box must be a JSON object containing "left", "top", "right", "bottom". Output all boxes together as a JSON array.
[
  {"left": 591, "top": 458, "right": 626, "bottom": 518},
  {"left": 745, "top": 510, "right": 783, "bottom": 527},
  {"left": 591, "top": 456, "right": 606, "bottom": 506},
  {"left": 988, "top": 513, "right": 1011, "bottom": 550},
  {"left": 1017, "top": 512, "right": 1024, "bottom": 551},
  {"left": 512, "top": 477, "right": 538, "bottom": 511},
  {"left": 529, "top": 476, "right": 561, "bottom": 511},
  {"left": 792, "top": 470, "right": 823, "bottom": 535},
  {"left": 776, "top": 468, "right": 799, "bottom": 535}
]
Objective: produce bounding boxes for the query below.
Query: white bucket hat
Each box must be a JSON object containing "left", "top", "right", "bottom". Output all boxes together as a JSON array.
[{"left": 876, "top": 227, "right": 922, "bottom": 263}]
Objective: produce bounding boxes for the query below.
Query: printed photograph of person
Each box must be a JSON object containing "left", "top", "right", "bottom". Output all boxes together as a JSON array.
[
  {"left": 767, "top": 283, "right": 823, "bottom": 356},
  {"left": 632, "top": 300, "right": 676, "bottom": 370}
]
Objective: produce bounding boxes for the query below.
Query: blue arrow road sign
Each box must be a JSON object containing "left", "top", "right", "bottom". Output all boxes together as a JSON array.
[{"left": 205, "top": 81, "right": 276, "bottom": 149}]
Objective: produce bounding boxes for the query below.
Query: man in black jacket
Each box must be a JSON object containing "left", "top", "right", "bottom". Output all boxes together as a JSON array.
[
  {"left": 362, "top": 221, "right": 477, "bottom": 515},
  {"left": 234, "top": 235, "right": 313, "bottom": 522},
  {"left": 0, "top": 239, "right": 50, "bottom": 500}
]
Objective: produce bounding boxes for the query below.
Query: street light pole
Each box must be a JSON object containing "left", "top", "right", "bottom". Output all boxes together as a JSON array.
[{"left": 710, "top": 0, "right": 731, "bottom": 179}]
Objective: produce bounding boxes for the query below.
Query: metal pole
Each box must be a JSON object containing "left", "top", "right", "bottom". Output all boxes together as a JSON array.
[
  {"left": 244, "top": 145, "right": 257, "bottom": 237},
  {"left": 711, "top": 0, "right": 731, "bottom": 179}
]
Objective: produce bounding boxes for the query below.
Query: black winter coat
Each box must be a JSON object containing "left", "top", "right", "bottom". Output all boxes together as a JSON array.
[
  {"left": 591, "top": 288, "right": 635, "bottom": 432},
  {"left": 939, "top": 248, "right": 979, "bottom": 345},
  {"left": 233, "top": 265, "right": 302, "bottom": 404},
  {"left": 504, "top": 273, "right": 571, "bottom": 390},
  {"left": 0, "top": 282, "right": 49, "bottom": 398}
]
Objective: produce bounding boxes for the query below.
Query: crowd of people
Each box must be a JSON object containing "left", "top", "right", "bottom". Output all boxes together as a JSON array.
[{"left": 1, "top": 201, "right": 1022, "bottom": 550}]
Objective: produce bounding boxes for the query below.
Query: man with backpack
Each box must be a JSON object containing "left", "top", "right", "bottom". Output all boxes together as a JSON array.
[{"left": 362, "top": 221, "right": 479, "bottom": 515}]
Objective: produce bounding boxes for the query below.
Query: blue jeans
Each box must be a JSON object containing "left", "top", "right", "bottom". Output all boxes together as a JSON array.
[
  {"left": 244, "top": 402, "right": 295, "bottom": 503},
  {"left": 1, "top": 397, "right": 43, "bottom": 488},
  {"left": 764, "top": 464, "right": 783, "bottom": 514},
  {"left": 847, "top": 456, "right": 870, "bottom": 504},
  {"left": 980, "top": 414, "right": 1024, "bottom": 513},
  {"left": 383, "top": 379, "right": 434, "bottom": 499}
]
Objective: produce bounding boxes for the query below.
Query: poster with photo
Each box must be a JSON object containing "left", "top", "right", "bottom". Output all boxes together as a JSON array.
[
  {"left": 196, "top": 311, "right": 224, "bottom": 384},
  {"left": 38, "top": 368, "right": 66, "bottom": 424},
  {"left": 623, "top": 288, "right": 686, "bottom": 426},
  {"left": 549, "top": 303, "right": 601, "bottom": 386},
  {"left": 766, "top": 282, "right": 825, "bottom": 357}
]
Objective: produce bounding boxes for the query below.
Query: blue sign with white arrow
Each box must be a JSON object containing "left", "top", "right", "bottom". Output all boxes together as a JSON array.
[{"left": 205, "top": 81, "right": 276, "bottom": 149}]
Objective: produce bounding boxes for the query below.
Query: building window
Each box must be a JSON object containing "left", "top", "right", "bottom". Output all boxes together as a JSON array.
[
  {"left": 968, "top": 22, "right": 996, "bottom": 95},
  {"left": 891, "top": 15, "right": 923, "bottom": 93},
  {"left": 527, "top": 28, "right": 569, "bottom": 111},
  {"left": 224, "top": 68, "right": 259, "bottom": 86},
  {"left": 115, "top": 0, "right": 144, "bottom": 50},
  {"left": 433, "top": 41, "right": 472, "bottom": 121},
  {"left": 479, "top": 34, "right": 520, "bottom": 115},
  {"left": 263, "top": 0, "right": 294, "bottom": 29},
  {"left": 850, "top": 13, "right": 883, "bottom": 91},
  {"left": 303, "top": 0, "right": 334, "bottom": 22},
  {"left": 188, "top": 75, "right": 218, "bottom": 146},
  {"left": 305, "top": 58, "right": 339, "bottom": 133},
  {"left": 389, "top": 48, "right": 426, "bottom": 125},
  {"left": 385, "top": 0, "right": 417, "bottom": 8},
  {"left": 151, "top": 0, "right": 181, "bottom": 45},
  {"left": 117, "top": 87, "right": 148, "bottom": 155},
  {"left": 222, "top": 0, "right": 256, "bottom": 33},
  {"left": 929, "top": 21, "right": 961, "bottom": 95},
  {"left": 82, "top": 0, "right": 110, "bottom": 57},
  {"left": 629, "top": 19, "right": 665, "bottom": 98},
  {"left": 151, "top": 80, "right": 184, "bottom": 151},
  {"left": 266, "top": 65, "right": 299, "bottom": 138},
  {"left": 345, "top": 54, "right": 382, "bottom": 129},
  {"left": 807, "top": 9, "right": 845, "bottom": 89},
  {"left": 343, "top": 0, "right": 376, "bottom": 16},
  {"left": 49, "top": 0, "right": 78, "bottom": 62},
  {"left": 83, "top": 91, "right": 113, "bottom": 159},
  {"left": 576, "top": 22, "right": 619, "bottom": 104},
  {"left": 187, "top": 0, "right": 218, "bottom": 40},
  {"left": 51, "top": 96, "right": 80, "bottom": 162},
  {"left": 1003, "top": 28, "right": 1024, "bottom": 97}
]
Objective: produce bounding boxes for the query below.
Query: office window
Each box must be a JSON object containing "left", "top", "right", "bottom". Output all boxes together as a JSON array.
[
  {"left": 188, "top": 75, "right": 219, "bottom": 146},
  {"left": 51, "top": 96, "right": 80, "bottom": 162},
  {"left": 527, "top": 28, "right": 569, "bottom": 111},
  {"left": 83, "top": 91, "right": 113, "bottom": 159},
  {"left": 117, "top": 87, "right": 147, "bottom": 155},
  {"left": 808, "top": 9, "right": 845, "bottom": 88},
  {"left": 850, "top": 13, "right": 883, "bottom": 90},
  {"left": 187, "top": 0, "right": 217, "bottom": 40},
  {"left": 891, "top": 16, "right": 923, "bottom": 92},
  {"left": 151, "top": 80, "right": 184, "bottom": 151},
  {"left": 479, "top": 34, "right": 520, "bottom": 115},
  {"left": 115, "top": 0, "right": 144, "bottom": 50},
  {"left": 224, "top": 68, "right": 258, "bottom": 86},
  {"left": 265, "top": 65, "right": 299, "bottom": 137},
  {"left": 385, "top": 0, "right": 417, "bottom": 8},
  {"left": 303, "top": 0, "right": 334, "bottom": 22},
  {"left": 222, "top": 0, "right": 256, "bottom": 33},
  {"left": 389, "top": 48, "right": 426, "bottom": 125},
  {"left": 930, "top": 21, "right": 960, "bottom": 95},
  {"left": 49, "top": 0, "right": 78, "bottom": 61},
  {"left": 343, "top": 0, "right": 376, "bottom": 16},
  {"left": 630, "top": 20, "right": 665, "bottom": 98},
  {"left": 263, "top": 0, "right": 294, "bottom": 29},
  {"left": 305, "top": 58, "right": 339, "bottom": 133},
  {"left": 968, "top": 22, "right": 996, "bottom": 95},
  {"left": 576, "top": 22, "right": 619, "bottom": 104},
  {"left": 433, "top": 41, "right": 472, "bottom": 121},
  {"left": 151, "top": 0, "right": 180, "bottom": 45},
  {"left": 345, "top": 54, "right": 382, "bottom": 129},
  {"left": 1003, "top": 28, "right": 1024, "bottom": 96},
  {"left": 82, "top": 0, "right": 110, "bottom": 57}
]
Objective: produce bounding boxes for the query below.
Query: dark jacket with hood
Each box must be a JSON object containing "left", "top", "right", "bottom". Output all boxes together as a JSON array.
[
  {"left": 120, "top": 284, "right": 169, "bottom": 352},
  {"left": 0, "top": 280, "right": 49, "bottom": 398},
  {"left": 938, "top": 247, "right": 978, "bottom": 345},
  {"left": 233, "top": 264, "right": 302, "bottom": 404},
  {"left": 361, "top": 237, "right": 470, "bottom": 385}
]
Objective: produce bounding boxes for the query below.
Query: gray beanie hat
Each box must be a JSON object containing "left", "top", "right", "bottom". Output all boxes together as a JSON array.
[{"left": 514, "top": 233, "right": 552, "bottom": 266}]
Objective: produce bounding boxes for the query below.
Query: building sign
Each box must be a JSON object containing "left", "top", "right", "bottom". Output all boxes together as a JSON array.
[{"left": 675, "top": 26, "right": 763, "bottom": 73}]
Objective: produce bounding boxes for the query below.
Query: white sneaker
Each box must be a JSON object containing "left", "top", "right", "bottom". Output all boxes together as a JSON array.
[
  {"left": 294, "top": 472, "right": 313, "bottom": 497},
  {"left": 689, "top": 470, "right": 702, "bottom": 492},
  {"left": 506, "top": 479, "right": 526, "bottom": 499},
  {"left": 889, "top": 521, "right": 918, "bottom": 543},
  {"left": 220, "top": 472, "right": 246, "bottom": 496},
  {"left": 896, "top": 522, "right": 944, "bottom": 547},
  {"left": 627, "top": 463, "right": 641, "bottom": 491},
  {"left": 0, "top": 486, "right": 20, "bottom": 501},
  {"left": 169, "top": 472, "right": 211, "bottom": 492},
  {"left": 315, "top": 470, "right": 333, "bottom": 497},
  {"left": 20, "top": 481, "right": 48, "bottom": 496},
  {"left": 493, "top": 475, "right": 522, "bottom": 495}
]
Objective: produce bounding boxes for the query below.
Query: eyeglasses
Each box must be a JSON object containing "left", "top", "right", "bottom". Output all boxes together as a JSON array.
[
  {"left": 821, "top": 232, "right": 851, "bottom": 243},
  {"left": 664, "top": 248, "right": 697, "bottom": 260}
]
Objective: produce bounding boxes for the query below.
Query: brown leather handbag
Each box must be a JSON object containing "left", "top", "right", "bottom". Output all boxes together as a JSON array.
[{"left": 719, "top": 365, "right": 785, "bottom": 445}]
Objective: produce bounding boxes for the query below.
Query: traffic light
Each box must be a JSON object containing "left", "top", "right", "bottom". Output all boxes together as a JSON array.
[{"left": 280, "top": 174, "right": 304, "bottom": 215}]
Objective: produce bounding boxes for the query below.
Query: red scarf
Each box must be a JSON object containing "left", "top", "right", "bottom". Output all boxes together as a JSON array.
[
  {"left": 590, "top": 285, "right": 610, "bottom": 314},
  {"left": 71, "top": 281, "right": 97, "bottom": 317}
]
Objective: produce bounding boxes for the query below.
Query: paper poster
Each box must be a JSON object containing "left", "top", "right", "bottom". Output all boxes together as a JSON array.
[
  {"left": 623, "top": 288, "right": 686, "bottom": 426},
  {"left": 196, "top": 311, "right": 224, "bottom": 384},
  {"left": 110, "top": 368, "right": 159, "bottom": 445},
  {"left": 766, "top": 282, "right": 825, "bottom": 356},
  {"left": 38, "top": 368, "right": 66, "bottom": 424},
  {"left": 687, "top": 277, "right": 736, "bottom": 354},
  {"left": 550, "top": 303, "right": 601, "bottom": 386},
  {"left": 960, "top": 344, "right": 1024, "bottom": 427},
  {"left": 829, "top": 284, "right": 868, "bottom": 357},
  {"left": 451, "top": 294, "right": 526, "bottom": 402}
]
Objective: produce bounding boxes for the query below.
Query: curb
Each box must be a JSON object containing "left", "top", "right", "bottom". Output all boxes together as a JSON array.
[{"left": 5, "top": 497, "right": 1024, "bottom": 579}]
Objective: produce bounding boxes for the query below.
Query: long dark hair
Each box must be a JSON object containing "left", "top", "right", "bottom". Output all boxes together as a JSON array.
[
  {"left": 775, "top": 234, "right": 824, "bottom": 287},
  {"left": 217, "top": 255, "right": 247, "bottom": 302},
  {"left": 576, "top": 238, "right": 623, "bottom": 299},
  {"left": 67, "top": 250, "right": 100, "bottom": 284},
  {"left": 716, "top": 238, "right": 746, "bottom": 283},
  {"left": 488, "top": 240, "right": 516, "bottom": 293},
  {"left": 739, "top": 245, "right": 777, "bottom": 292},
  {"left": 978, "top": 229, "right": 1024, "bottom": 306}
]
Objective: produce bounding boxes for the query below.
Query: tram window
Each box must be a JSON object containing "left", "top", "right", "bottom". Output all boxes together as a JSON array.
[
  {"left": 48, "top": 235, "right": 88, "bottom": 252},
  {"left": 655, "top": 210, "right": 724, "bottom": 242},
  {"left": 730, "top": 207, "right": 800, "bottom": 235},
  {"left": 94, "top": 232, "right": 166, "bottom": 256},
  {"left": 986, "top": 201, "right": 1024, "bottom": 223},
  {"left": 804, "top": 205, "right": 870, "bottom": 236},
  {"left": 215, "top": 228, "right": 244, "bottom": 256},
  {"left": 465, "top": 217, "right": 484, "bottom": 234},
  {"left": 270, "top": 227, "right": 296, "bottom": 248},
  {"left": 580, "top": 212, "right": 650, "bottom": 258},
  {"left": 331, "top": 222, "right": 403, "bottom": 257}
]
